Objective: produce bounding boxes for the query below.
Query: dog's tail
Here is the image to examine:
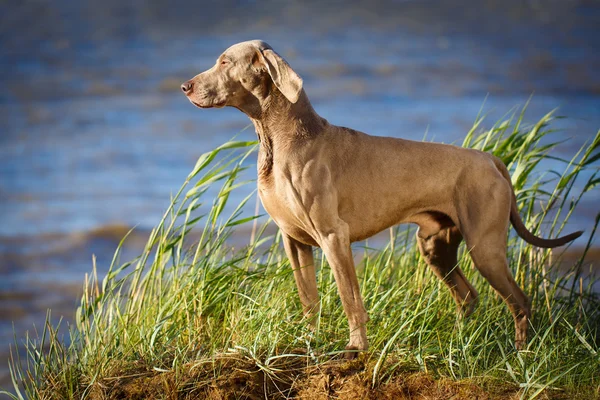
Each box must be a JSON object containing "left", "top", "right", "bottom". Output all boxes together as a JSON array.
[{"left": 493, "top": 157, "right": 584, "bottom": 248}]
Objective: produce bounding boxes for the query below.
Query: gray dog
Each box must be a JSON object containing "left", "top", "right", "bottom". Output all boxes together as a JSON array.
[{"left": 181, "top": 40, "right": 582, "bottom": 356}]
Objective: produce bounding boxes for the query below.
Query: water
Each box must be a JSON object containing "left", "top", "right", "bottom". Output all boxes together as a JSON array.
[{"left": 1, "top": 0, "right": 600, "bottom": 391}]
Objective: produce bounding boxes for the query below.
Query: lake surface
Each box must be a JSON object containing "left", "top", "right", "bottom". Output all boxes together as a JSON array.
[{"left": 1, "top": 0, "right": 600, "bottom": 391}]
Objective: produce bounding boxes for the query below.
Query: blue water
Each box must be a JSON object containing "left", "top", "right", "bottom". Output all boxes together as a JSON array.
[{"left": 1, "top": 0, "right": 600, "bottom": 391}]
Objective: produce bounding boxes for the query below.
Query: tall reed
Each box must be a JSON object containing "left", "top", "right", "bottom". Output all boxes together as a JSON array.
[{"left": 2, "top": 107, "right": 599, "bottom": 399}]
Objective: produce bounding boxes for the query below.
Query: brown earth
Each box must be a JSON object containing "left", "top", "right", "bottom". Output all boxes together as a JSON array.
[{"left": 65, "top": 354, "right": 589, "bottom": 400}]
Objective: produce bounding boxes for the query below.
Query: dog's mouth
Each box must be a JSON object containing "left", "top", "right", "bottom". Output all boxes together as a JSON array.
[{"left": 190, "top": 99, "right": 226, "bottom": 109}]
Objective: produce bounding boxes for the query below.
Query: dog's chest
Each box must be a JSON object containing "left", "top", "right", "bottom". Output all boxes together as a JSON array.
[{"left": 257, "top": 176, "right": 318, "bottom": 246}]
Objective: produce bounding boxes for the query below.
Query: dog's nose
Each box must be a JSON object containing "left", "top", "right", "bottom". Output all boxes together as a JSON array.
[{"left": 181, "top": 81, "right": 193, "bottom": 93}]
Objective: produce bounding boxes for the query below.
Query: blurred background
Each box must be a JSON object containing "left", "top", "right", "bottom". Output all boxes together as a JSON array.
[{"left": 1, "top": 0, "right": 600, "bottom": 390}]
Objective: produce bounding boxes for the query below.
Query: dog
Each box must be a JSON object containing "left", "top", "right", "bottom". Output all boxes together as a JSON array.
[{"left": 181, "top": 40, "right": 582, "bottom": 356}]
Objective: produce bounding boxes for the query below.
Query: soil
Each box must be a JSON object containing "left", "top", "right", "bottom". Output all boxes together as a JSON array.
[{"left": 73, "top": 354, "right": 585, "bottom": 400}]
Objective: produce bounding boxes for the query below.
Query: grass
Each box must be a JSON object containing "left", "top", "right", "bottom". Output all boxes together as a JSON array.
[{"left": 2, "top": 106, "right": 600, "bottom": 399}]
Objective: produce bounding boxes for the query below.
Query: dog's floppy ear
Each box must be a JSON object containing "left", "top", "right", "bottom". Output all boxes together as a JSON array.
[{"left": 257, "top": 48, "right": 303, "bottom": 103}]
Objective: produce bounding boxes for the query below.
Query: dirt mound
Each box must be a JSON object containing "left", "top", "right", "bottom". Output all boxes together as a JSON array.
[{"left": 79, "top": 354, "right": 570, "bottom": 400}]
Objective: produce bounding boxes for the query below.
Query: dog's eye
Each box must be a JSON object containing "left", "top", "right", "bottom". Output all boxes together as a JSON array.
[{"left": 220, "top": 59, "right": 229, "bottom": 66}]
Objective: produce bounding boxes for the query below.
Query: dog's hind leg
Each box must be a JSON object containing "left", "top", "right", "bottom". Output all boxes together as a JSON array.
[
  {"left": 457, "top": 179, "right": 531, "bottom": 350},
  {"left": 466, "top": 236, "right": 531, "bottom": 350},
  {"left": 417, "top": 226, "right": 478, "bottom": 317}
]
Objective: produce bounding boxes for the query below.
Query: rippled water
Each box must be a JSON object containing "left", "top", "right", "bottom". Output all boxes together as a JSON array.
[{"left": 1, "top": 0, "right": 599, "bottom": 390}]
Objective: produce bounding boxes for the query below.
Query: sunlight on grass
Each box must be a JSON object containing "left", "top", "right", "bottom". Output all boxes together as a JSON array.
[{"left": 2, "top": 106, "right": 599, "bottom": 399}]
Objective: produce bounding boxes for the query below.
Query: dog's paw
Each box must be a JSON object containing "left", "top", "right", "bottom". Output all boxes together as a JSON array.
[
  {"left": 515, "top": 340, "right": 527, "bottom": 351},
  {"left": 344, "top": 344, "right": 370, "bottom": 360},
  {"left": 344, "top": 345, "right": 360, "bottom": 360}
]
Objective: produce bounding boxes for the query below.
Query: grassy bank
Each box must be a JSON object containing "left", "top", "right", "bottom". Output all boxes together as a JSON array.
[{"left": 2, "top": 107, "right": 600, "bottom": 399}]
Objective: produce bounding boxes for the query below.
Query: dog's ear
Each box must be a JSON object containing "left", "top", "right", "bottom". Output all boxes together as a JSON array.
[{"left": 257, "top": 48, "right": 303, "bottom": 104}]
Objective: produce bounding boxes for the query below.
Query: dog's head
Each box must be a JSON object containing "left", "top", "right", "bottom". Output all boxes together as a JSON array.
[{"left": 181, "top": 40, "right": 303, "bottom": 111}]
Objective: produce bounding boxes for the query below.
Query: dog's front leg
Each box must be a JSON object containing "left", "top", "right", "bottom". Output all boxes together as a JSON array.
[
  {"left": 319, "top": 221, "right": 369, "bottom": 358},
  {"left": 282, "top": 233, "right": 320, "bottom": 327}
]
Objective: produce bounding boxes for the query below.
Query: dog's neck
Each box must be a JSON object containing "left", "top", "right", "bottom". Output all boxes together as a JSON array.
[
  {"left": 243, "top": 88, "right": 326, "bottom": 177},
  {"left": 249, "top": 89, "right": 323, "bottom": 141}
]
